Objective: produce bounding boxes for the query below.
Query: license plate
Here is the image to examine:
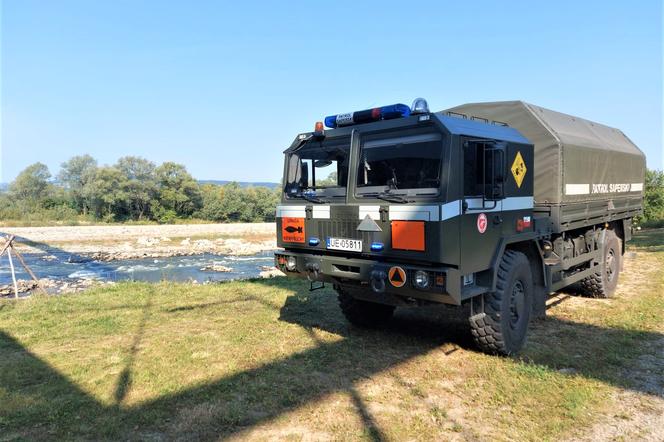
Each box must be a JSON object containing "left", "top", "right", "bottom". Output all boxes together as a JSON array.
[{"left": 326, "top": 237, "right": 363, "bottom": 252}]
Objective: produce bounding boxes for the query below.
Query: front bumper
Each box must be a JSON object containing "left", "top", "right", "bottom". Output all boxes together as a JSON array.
[{"left": 275, "top": 250, "right": 462, "bottom": 305}]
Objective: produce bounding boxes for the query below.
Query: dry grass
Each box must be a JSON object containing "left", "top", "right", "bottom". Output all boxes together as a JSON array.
[{"left": 1, "top": 230, "right": 663, "bottom": 441}]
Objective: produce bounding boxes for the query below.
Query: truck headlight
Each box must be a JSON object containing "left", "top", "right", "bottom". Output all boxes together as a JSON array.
[
  {"left": 414, "top": 270, "right": 430, "bottom": 289},
  {"left": 286, "top": 256, "right": 297, "bottom": 271}
]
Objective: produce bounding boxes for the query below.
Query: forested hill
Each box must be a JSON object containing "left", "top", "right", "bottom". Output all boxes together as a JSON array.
[
  {"left": 0, "top": 180, "right": 279, "bottom": 192},
  {"left": 198, "top": 180, "right": 279, "bottom": 189}
]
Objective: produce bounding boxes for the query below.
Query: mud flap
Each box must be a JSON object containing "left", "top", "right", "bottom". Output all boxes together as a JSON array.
[{"left": 532, "top": 285, "right": 547, "bottom": 319}]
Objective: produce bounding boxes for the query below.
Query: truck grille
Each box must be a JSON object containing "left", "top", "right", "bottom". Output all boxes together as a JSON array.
[{"left": 317, "top": 219, "right": 363, "bottom": 240}]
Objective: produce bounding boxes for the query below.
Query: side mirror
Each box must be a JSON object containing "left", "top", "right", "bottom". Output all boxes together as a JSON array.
[{"left": 314, "top": 159, "right": 332, "bottom": 168}]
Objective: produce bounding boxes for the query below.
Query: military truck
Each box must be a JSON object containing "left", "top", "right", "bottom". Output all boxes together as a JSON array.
[{"left": 274, "top": 99, "right": 645, "bottom": 355}]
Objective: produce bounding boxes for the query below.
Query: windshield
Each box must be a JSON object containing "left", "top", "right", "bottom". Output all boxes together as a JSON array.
[
  {"left": 284, "top": 138, "right": 350, "bottom": 199},
  {"left": 356, "top": 132, "right": 443, "bottom": 196}
]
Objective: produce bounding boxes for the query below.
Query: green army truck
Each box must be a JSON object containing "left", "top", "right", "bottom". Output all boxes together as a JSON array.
[{"left": 274, "top": 99, "right": 645, "bottom": 355}]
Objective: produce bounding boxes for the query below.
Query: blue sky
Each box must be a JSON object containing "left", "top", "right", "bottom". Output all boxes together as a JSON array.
[{"left": 1, "top": 0, "right": 662, "bottom": 183}]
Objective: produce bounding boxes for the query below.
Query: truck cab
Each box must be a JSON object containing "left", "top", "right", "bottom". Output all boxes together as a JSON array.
[{"left": 275, "top": 98, "right": 643, "bottom": 355}]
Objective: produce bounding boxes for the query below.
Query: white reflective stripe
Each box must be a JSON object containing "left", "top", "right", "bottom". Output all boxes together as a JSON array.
[
  {"left": 441, "top": 201, "right": 461, "bottom": 221},
  {"left": 359, "top": 205, "right": 380, "bottom": 220},
  {"left": 502, "top": 196, "right": 534, "bottom": 211},
  {"left": 275, "top": 205, "right": 306, "bottom": 218},
  {"left": 631, "top": 183, "right": 643, "bottom": 192},
  {"left": 389, "top": 205, "right": 440, "bottom": 221},
  {"left": 312, "top": 206, "right": 330, "bottom": 219},
  {"left": 565, "top": 184, "right": 590, "bottom": 195}
]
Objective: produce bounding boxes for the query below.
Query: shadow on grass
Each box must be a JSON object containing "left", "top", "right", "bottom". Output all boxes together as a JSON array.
[{"left": 1, "top": 277, "right": 663, "bottom": 440}]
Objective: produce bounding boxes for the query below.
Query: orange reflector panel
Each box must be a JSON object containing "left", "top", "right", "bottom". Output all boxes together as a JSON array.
[
  {"left": 391, "top": 221, "right": 425, "bottom": 251},
  {"left": 282, "top": 217, "right": 305, "bottom": 243}
]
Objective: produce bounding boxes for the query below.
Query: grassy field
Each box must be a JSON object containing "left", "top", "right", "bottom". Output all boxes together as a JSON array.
[{"left": 1, "top": 230, "right": 663, "bottom": 441}]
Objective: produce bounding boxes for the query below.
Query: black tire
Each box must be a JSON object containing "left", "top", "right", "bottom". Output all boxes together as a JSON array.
[
  {"left": 579, "top": 229, "right": 621, "bottom": 298},
  {"left": 335, "top": 285, "right": 395, "bottom": 328},
  {"left": 469, "top": 250, "right": 533, "bottom": 356}
]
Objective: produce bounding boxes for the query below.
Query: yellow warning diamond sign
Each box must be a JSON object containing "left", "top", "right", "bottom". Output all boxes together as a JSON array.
[{"left": 511, "top": 151, "right": 527, "bottom": 188}]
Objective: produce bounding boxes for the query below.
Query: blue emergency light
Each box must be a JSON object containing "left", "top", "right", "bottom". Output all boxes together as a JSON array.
[{"left": 324, "top": 103, "right": 412, "bottom": 128}]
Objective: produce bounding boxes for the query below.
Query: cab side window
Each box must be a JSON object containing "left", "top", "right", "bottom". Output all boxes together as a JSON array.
[
  {"left": 464, "top": 141, "right": 486, "bottom": 196},
  {"left": 463, "top": 139, "right": 506, "bottom": 200}
]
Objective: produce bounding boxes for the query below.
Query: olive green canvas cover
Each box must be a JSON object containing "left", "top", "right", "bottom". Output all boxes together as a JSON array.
[{"left": 445, "top": 101, "right": 646, "bottom": 205}]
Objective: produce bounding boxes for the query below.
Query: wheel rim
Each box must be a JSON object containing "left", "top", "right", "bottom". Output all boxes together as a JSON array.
[
  {"left": 605, "top": 248, "right": 617, "bottom": 282},
  {"left": 509, "top": 280, "right": 525, "bottom": 328}
]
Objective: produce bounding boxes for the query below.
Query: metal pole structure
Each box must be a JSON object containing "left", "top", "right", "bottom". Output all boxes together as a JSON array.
[
  {"left": 6, "top": 248, "right": 19, "bottom": 299},
  {"left": 0, "top": 235, "right": 14, "bottom": 256},
  {"left": 10, "top": 246, "right": 48, "bottom": 295}
]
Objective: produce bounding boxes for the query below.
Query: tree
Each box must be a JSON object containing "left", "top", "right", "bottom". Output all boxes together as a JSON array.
[
  {"left": 87, "top": 167, "right": 128, "bottom": 219},
  {"left": 198, "top": 184, "right": 226, "bottom": 221},
  {"left": 115, "top": 156, "right": 157, "bottom": 220},
  {"left": 10, "top": 162, "right": 52, "bottom": 203},
  {"left": 643, "top": 169, "right": 664, "bottom": 225},
  {"left": 214, "top": 182, "right": 250, "bottom": 221},
  {"left": 245, "top": 186, "right": 279, "bottom": 222},
  {"left": 197, "top": 183, "right": 278, "bottom": 223},
  {"left": 58, "top": 154, "right": 98, "bottom": 214},
  {"left": 316, "top": 171, "right": 338, "bottom": 187},
  {"left": 154, "top": 162, "right": 202, "bottom": 220}
]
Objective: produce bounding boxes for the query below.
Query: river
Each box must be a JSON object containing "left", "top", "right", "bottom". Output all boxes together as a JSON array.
[{"left": 0, "top": 250, "right": 276, "bottom": 285}]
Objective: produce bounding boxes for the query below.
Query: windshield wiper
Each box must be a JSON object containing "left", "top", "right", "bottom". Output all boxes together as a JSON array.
[
  {"left": 293, "top": 192, "right": 325, "bottom": 204},
  {"left": 375, "top": 192, "right": 409, "bottom": 204}
]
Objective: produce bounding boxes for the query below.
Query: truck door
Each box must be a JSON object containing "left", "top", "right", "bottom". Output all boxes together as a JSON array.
[{"left": 459, "top": 138, "right": 506, "bottom": 275}]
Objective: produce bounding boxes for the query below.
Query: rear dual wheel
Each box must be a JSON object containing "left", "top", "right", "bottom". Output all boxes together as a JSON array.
[{"left": 579, "top": 229, "right": 622, "bottom": 298}]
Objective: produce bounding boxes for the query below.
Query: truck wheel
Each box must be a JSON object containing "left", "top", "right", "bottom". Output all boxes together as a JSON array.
[
  {"left": 335, "top": 285, "right": 395, "bottom": 328},
  {"left": 579, "top": 229, "right": 621, "bottom": 298},
  {"left": 469, "top": 250, "right": 533, "bottom": 355}
]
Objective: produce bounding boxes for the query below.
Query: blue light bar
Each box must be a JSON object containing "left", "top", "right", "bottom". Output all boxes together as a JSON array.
[
  {"left": 324, "top": 103, "right": 411, "bottom": 128},
  {"left": 370, "top": 242, "right": 384, "bottom": 252}
]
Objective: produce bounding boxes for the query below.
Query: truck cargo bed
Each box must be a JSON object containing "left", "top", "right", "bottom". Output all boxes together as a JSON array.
[{"left": 535, "top": 197, "right": 641, "bottom": 233}]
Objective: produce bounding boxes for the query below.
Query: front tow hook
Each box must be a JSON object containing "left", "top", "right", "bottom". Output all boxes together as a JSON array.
[
  {"left": 305, "top": 262, "right": 320, "bottom": 281},
  {"left": 370, "top": 270, "right": 387, "bottom": 293}
]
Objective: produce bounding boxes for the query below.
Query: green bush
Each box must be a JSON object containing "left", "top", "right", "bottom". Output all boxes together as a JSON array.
[{"left": 640, "top": 169, "right": 664, "bottom": 227}]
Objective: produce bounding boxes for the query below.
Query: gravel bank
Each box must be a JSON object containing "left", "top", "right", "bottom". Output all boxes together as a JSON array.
[{"left": 1, "top": 223, "right": 277, "bottom": 259}]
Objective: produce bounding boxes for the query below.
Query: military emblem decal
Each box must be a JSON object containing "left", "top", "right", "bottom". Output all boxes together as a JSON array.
[
  {"left": 511, "top": 151, "right": 527, "bottom": 188},
  {"left": 477, "top": 213, "right": 488, "bottom": 234}
]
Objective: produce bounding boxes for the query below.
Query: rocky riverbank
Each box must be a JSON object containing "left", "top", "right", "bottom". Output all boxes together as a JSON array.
[
  {"left": 0, "top": 264, "right": 285, "bottom": 298},
  {"left": 0, "top": 278, "right": 115, "bottom": 297}
]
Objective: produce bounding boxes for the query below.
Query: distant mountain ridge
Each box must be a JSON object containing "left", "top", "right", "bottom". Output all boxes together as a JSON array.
[
  {"left": 198, "top": 180, "right": 279, "bottom": 189},
  {"left": 0, "top": 180, "right": 279, "bottom": 192}
]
